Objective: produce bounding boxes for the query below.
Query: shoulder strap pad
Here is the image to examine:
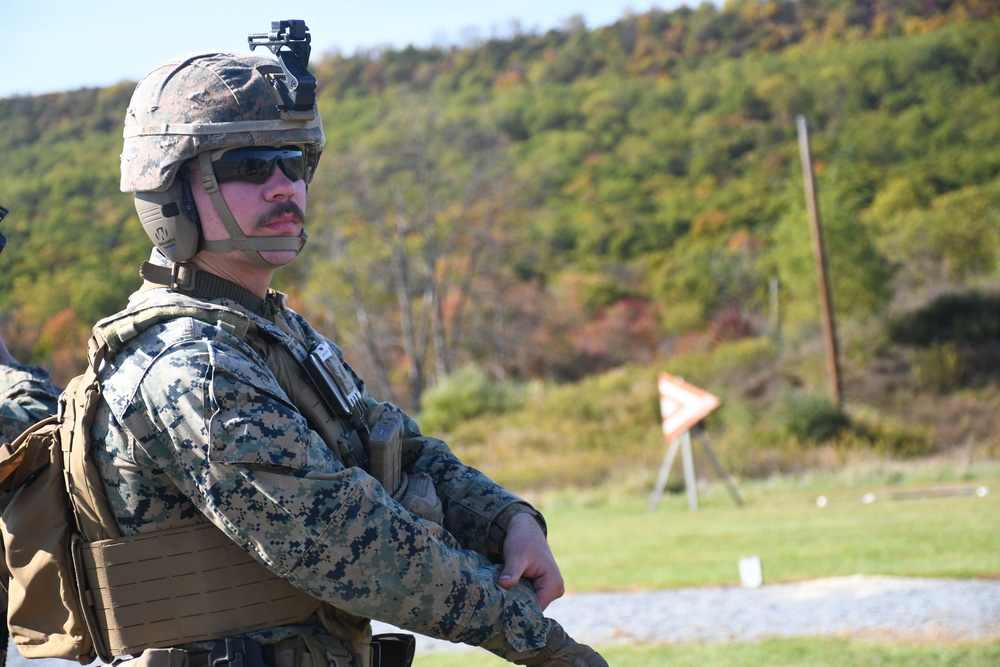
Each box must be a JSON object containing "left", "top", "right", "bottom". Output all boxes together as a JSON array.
[
  {"left": 61, "top": 362, "right": 121, "bottom": 543},
  {"left": 95, "top": 303, "right": 252, "bottom": 355}
]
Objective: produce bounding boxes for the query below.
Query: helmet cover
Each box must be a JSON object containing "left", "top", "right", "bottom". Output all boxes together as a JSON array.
[{"left": 120, "top": 51, "right": 324, "bottom": 193}]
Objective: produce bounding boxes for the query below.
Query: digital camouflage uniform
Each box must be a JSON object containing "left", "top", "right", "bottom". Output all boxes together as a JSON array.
[
  {"left": 91, "top": 254, "right": 552, "bottom": 657},
  {"left": 0, "top": 362, "right": 60, "bottom": 444}
]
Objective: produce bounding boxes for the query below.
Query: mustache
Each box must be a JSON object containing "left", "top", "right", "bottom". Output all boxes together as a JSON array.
[{"left": 253, "top": 201, "right": 306, "bottom": 231}]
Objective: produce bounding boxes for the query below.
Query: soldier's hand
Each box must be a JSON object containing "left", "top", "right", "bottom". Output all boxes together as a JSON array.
[
  {"left": 499, "top": 512, "right": 565, "bottom": 610},
  {"left": 515, "top": 622, "right": 608, "bottom": 667}
]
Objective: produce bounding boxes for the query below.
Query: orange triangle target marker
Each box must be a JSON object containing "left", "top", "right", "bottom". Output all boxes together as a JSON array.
[
  {"left": 658, "top": 373, "right": 720, "bottom": 443},
  {"left": 650, "top": 373, "right": 741, "bottom": 512}
]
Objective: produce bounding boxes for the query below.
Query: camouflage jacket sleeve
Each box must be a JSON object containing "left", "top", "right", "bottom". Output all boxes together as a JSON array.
[
  {"left": 95, "top": 318, "right": 551, "bottom": 654},
  {"left": 283, "top": 310, "right": 544, "bottom": 558},
  {"left": 0, "top": 363, "right": 61, "bottom": 443},
  {"left": 395, "top": 431, "right": 544, "bottom": 560}
]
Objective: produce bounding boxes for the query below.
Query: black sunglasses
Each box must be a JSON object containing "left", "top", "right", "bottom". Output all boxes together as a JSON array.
[{"left": 211, "top": 146, "right": 319, "bottom": 185}]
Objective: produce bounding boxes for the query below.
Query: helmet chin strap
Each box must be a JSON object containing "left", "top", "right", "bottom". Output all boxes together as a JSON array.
[{"left": 195, "top": 152, "right": 307, "bottom": 267}]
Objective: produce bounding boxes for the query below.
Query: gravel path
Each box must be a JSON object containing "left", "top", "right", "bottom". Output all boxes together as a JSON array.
[{"left": 372, "top": 575, "right": 1000, "bottom": 654}]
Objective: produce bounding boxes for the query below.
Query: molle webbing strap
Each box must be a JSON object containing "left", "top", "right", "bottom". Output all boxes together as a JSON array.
[
  {"left": 62, "top": 366, "right": 121, "bottom": 544},
  {"left": 269, "top": 312, "right": 369, "bottom": 469},
  {"left": 254, "top": 331, "right": 366, "bottom": 468},
  {"left": 96, "top": 303, "right": 252, "bottom": 356},
  {"left": 80, "top": 522, "right": 319, "bottom": 657}
]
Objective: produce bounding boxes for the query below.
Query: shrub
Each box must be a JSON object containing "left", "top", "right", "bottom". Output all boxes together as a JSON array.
[
  {"left": 889, "top": 290, "right": 1000, "bottom": 346},
  {"left": 770, "top": 392, "right": 850, "bottom": 443},
  {"left": 417, "top": 365, "right": 526, "bottom": 433},
  {"left": 664, "top": 336, "right": 779, "bottom": 385},
  {"left": 910, "top": 341, "right": 964, "bottom": 392},
  {"left": 840, "top": 410, "right": 937, "bottom": 459}
]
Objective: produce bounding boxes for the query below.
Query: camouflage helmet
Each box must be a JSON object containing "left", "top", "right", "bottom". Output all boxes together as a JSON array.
[{"left": 121, "top": 51, "right": 325, "bottom": 193}]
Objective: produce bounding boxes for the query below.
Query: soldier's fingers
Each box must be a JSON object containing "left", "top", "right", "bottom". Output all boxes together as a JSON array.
[
  {"left": 531, "top": 570, "right": 565, "bottom": 610},
  {"left": 498, "top": 555, "right": 527, "bottom": 589}
]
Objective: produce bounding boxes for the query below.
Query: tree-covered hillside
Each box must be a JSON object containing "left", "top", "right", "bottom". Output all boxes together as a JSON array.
[{"left": 0, "top": 0, "right": 998, "bottom": 426}]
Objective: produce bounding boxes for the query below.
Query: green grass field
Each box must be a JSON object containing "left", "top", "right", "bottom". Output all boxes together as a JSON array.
[
  {"left": 544, "top": 468, "right": 1000, "bottom": 592},
  {"left": 415, "top": 458, "right": 1000, "bottom": 666},
  {"left": 413, "top": 639, "right": 1000, "bottom": 667}
]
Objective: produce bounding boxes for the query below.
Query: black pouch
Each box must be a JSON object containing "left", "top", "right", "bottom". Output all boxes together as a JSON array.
[
  {"left": 208, "top": 637, "right": 268, "bottom": 667},
  {"left": 371, "top": 633, "right": 415, "bottom": 667}
]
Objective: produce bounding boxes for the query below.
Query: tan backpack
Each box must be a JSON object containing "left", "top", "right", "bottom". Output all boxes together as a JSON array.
[{"left": 0, "top": 341, "right": 113, "bottom": 662}]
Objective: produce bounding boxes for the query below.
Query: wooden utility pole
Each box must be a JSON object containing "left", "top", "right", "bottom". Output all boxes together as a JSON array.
[{"left": 796, "top": 115, "right": 843, "bottom": 406}]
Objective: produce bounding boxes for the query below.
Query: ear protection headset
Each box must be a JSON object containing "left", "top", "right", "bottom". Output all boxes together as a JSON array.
[{"left": 134, "top": 170, "right": 202, "bottom": 263}]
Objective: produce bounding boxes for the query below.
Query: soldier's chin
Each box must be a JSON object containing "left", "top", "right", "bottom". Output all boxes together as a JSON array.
[{"left": 259, "top": 249, "right": 300, "bottom": 267}]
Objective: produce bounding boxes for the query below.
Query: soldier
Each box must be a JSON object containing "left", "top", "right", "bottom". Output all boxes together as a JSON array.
[{"left": 86, "top": 23, "right": 606, "bottom": 667}]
